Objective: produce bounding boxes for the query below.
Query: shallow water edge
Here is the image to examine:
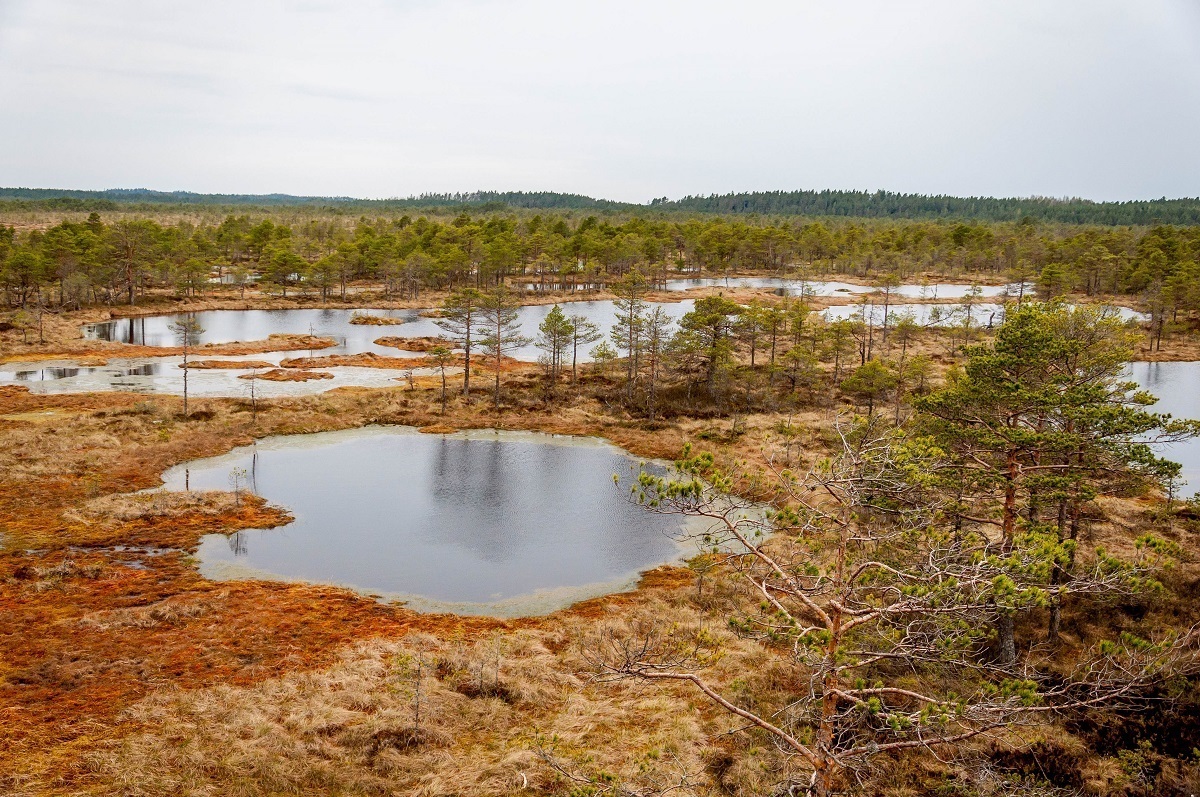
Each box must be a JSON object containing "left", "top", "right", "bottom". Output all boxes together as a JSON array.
[{"left": 161, "top": 426, "right": 714, "bottom": 617}]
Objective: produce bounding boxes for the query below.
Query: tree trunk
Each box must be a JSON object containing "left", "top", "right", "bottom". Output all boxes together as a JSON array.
[
  {"left": 1048, "top": 494, "right": 1068, "bottom": 644},
  {"left": 996, "top": 612, "right": 1017, "bottom": 666},
  {"left": 182, "top": 346, "right": 189, "bottom": 417},
  {"left": 996, "top": 450, "right": 1020, "bottom": 664},
  {"left": 494, "top": 346, "right": 502, "bottom": 410},
  {"left": 462, "top": 326, "right": 472, "bottom": 398}
]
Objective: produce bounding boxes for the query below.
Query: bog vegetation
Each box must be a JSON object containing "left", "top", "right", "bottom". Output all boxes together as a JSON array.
[
  {"left": 1, "top": 206, "right": 1198, "bottom": 309},
  {"left": 1, "top": 197, "right": 1200, "bottom": 796}
]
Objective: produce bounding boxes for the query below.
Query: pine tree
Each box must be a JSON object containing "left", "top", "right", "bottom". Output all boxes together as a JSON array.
[
  {"left": 478, "top": 286, "right": 531, "bottom": 409},
  {"left": 568, "top": 314, "right": 602, "bottom": 382},
  {"left": 610, "top": 420, "right": 1189, "bottom": 796},
  {"left": 915, "top": 303, "right": 1199, "bottom": 659},
  {"left": 434, "top": 288, "right": 485, "bottom": 398},
  {"left": 609, "top": 270, "right": 650, "bottom": 397},
  {"left": 535, "top": 304, "right": 574, "bottom": 390},
  {"left": 168, "top": 315, "right": 205, "bottom": 418}
]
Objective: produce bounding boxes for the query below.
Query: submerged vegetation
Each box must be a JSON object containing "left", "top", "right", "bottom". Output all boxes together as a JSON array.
[{"left": 2, "top": 198, "right": 1200, "bottom": 796}]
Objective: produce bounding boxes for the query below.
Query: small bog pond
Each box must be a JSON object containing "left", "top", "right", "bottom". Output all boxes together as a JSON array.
[
  {"left": 161, "top": 427, "right": 700, "bottom": 616},
  {"left": 822, "top": 301, "right": 1146, "bottom": 328},
  {"left": 84, "top": 308, "right": 425, "bottom": 356},
  {"left": 83, "top": 302, "right": 698, "bottom": 362},
  {"left": 659, "top": 277, "right": 1026, "bottom": 298},
  {"left": 0, "top": 355, "right": 424, "bottom": 397},
  {"left": 520, "top": 277, "right": 1030, "bottom": 298},
  {"left": 1128, "top": 361, "right": 1200, "bottom": 498},
  {"left": 6, "top": 297, "right": 1144, "bottom": 396}
]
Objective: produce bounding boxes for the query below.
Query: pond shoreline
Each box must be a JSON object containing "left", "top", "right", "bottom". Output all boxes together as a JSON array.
[{"left": 159, "top": 425, "right": 709, "bottom": 617}]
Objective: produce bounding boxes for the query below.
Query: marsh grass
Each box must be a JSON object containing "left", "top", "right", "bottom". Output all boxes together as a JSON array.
[
  {"left": 1, "top": 346, "right": 1197, "bottom": 795},
  {"left": 66, "top": 490, "right": 251, "bottom": 525},
  {"left": 84, "top": 624, "right": 718, "bottom": 797}
]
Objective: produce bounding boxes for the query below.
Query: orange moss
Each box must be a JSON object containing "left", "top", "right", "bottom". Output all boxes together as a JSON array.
[
  {"left": 418, "top": 423, "right": 458, "bottom": 434},
  {"left": 348, "top": 313, "right": 403, "bottom": 325},
  {"left": 0, "top": 545, "right": 524, "bottom": 788},
  {"left": 240, "top": 368, "right": 334, "bottom": 382},
  {"left": 278, "top": 351, "right": 414, "bottom": 369},
  {"left": 0, "top": 334, "right": 336, "bottom": 365},
  {"left": 279, "top": 350, "right": 529, "bottom": 374},
  {"left": 0, "top": 383, "right": 714, "bottom": 793},
  {"left": 373, "top": 335, "right": 455, "bottom": 352},
  {"left": 63, "top": 495, "right": 293, "bottom": 550},
  {"left": 186, "top": 359, "right": 275, "bottom": 370}
]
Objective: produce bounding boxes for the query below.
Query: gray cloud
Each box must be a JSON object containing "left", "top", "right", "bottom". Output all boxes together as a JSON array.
[{"left": 0, "top": 0, "right": 1197, "bottom": 202}]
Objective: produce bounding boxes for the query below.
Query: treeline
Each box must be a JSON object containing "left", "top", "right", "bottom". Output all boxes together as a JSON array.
[
  {"left": 3, "top": 187, "right": 1200, "bottom": 225},
  {"left": 653, "top": 190, "right": 1200, "bottom": 225},
  {"left": 1, "top": 211, "right": 1198, "bottom": 318},
  {"left": 401, "top": 191, "right": 629, "bottom": 211},
  {"left": 0, "top": 187, "right": 359, "bottom": 207},
  {"left": 0, "top": 188, "right": 630, "bottom": 214}
]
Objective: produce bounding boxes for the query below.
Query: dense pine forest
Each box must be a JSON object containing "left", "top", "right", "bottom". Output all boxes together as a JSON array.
[
  {"left": 2, "top": 187, "right": 1199, "bottom": 225},
  {"left": 2, "top": 204, "right": 1198, "bottom": 316}
]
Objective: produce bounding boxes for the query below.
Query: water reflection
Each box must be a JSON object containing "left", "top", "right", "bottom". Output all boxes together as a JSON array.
[
  {"left": 1128, "top": 361, "right": 1200, "bottom": 498},
  {"left": 83, "top": 304, "right": 698, "bottom": 362},
  {"left": 14, "top": 367, "right": 83, "bottom": 381},
  {"left": 659, "top": 277, "right": 1027, "bottom": 298},
  {"left": 0, "top": 355, "right": 428, "bottom": 397},
  {"left": 823, "top": 302, "right": 1006, "bottom": 327},
  {"left": 162, "top": 428, "right": 697, "bottom": 615},
  {"left": 85, "top": 309, "right": 368, "bottom": 353},
  {"left": 80, "top": 295, "right": 1144, "bottom": 365},
  {"left": 823, "top": 301, "right": 1146, "bottom": 328},
  {"left": 520, "top": 277, "right": 1030, "bottom": 298}
]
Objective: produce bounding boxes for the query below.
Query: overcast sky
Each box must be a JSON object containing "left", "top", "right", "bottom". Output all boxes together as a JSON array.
[{"left": 1, "top": 0, "right": 1197, "bottom": 203}]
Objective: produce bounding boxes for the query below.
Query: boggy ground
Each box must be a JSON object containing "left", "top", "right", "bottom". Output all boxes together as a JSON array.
[
  {"left": 3, "top": 289, "right": 1200, "bottom": 795},
  {"left": 3, "top": 276, "right": 1194, "bottom": 367},
  {"left": 0, "top": 373, "right": 783, "bottom": 796},
  {"left": 3, "top": 369, "right": 1199, "bottom": 796}
]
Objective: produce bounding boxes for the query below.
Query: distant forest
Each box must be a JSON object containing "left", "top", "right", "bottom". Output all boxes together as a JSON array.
[
  {"left": 655, "top": 190, "right": 1200, "bottom": 226},
  {"left": 2, "top": 187, "right": 1199, "bottom": 225}
]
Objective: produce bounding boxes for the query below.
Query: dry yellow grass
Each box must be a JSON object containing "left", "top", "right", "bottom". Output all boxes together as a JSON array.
[
  {"left": 66, "top": 490, "right": 259, "bottom": 525},
  {"left": 79, "top": 600, "right": 748, "bottom": 797}
]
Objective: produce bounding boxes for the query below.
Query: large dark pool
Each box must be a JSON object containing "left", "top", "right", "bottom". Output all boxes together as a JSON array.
[{"left": 161, "top": 427, "right": 702, "bottom": 616}]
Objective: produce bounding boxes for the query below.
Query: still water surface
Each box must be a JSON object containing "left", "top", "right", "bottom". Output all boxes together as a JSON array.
[
  {"left": 162, "top": 427, "right": 701, "bottom": 616},
  {"left": 85, "top": 308, "right": 426, "bottom": 356},
  {"left": 0, "top": 356, "right": 425, "bottom": 396},
  {"left": 659, "top": 277, "right": 1025, "bottom": 298},
  {"left": 83, "top": 302, "right": 699, "bottom": 362},
  {"left": 1127, "top": 361, "right": 1200, "bottom": 498},
  {"left": 0, "top": 297, "right": 1153, "bottom": 395},
  {"left": 822, "top": 301, "right": 1145, "bottom": 327},
  {"left": 83, "top": 295, "right": 1139, "bottom": 365}
]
